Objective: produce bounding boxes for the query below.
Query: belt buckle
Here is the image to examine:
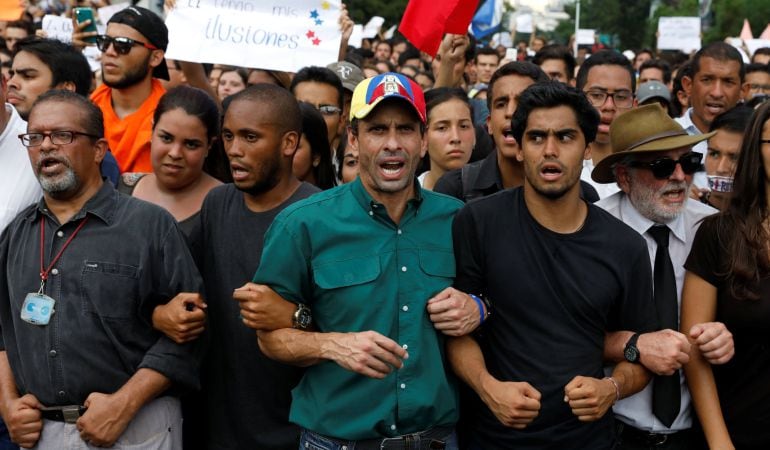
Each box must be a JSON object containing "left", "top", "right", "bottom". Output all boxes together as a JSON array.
[
  {"left": 61, "top": 406, "right": 81, "bottom": 424},
  {"left": 379, "top": 436, "right": 402, "bottom": 450},
  {"left": 380, "top": 433, "right": 420, "bottom": 450},
  {"left": 648, "top": 432, "right": 668, "bottom": 446}
]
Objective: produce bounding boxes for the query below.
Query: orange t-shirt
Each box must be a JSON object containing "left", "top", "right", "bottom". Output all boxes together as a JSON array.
[{"left": 91, "top": 79, "right": 166, "bottom": 173}]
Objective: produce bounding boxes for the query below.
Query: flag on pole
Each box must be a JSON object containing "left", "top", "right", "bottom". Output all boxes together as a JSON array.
[
  {"left": 472, "top": 0, "right": 503, "bottom": 39},
  {"left": 399, "top": 0, "right": 479, "bottom": 57},
  {"left": 759, "top": 24, "right": 770, "bottom": 40},
  {"left": 740, "top": 19, "right": 754, "bottom": 41}
]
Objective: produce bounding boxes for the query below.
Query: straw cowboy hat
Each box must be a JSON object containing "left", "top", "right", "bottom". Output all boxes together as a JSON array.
[{"left": 591, "top": 103, "right": 715, "bottom": 183}]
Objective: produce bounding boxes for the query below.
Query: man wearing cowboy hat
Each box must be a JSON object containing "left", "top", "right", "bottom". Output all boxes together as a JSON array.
[{"left": 595, "top": 104, "right": 736, "bottom": 449}]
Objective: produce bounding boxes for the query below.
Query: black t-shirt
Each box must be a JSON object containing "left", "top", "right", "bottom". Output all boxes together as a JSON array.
[
  {"left": 685, "top": 214, "right": 770, "bottom": 448},
  {"left": 189, "top": 182, "right": 319, "bottom": 450},
  {"left": 452, "top": 187, "right": 656, "bottom": 450}
]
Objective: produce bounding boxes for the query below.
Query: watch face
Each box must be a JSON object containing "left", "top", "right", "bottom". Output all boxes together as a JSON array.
[
  {"left": 297, "top": 309, "right": 312, "bottom": 328},
  {"left": 624, "top": 346, "right": 639, "bottom": 363}
]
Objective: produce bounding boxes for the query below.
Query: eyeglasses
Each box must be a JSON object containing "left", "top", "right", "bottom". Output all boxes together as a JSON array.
[
  {"left": 18, "top": 131, "right": 99, "bottom": 147},
  {"left": 748, "top": 83, "right": 770, "bottom": 93},
  {"left": 317, "top": 105, "right": 342, "bottom": 116},
  {"left": 95, "top": 35, "right": 158, "bottom": 55},
  {"left": 584, "top": 89, "right": 634, "bottom": 109},
  {"left": 628, "top": 152, "right": 703, "bottom": 179}
]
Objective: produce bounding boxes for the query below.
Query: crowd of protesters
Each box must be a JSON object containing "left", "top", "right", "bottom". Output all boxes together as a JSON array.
[{"left": 1, "top": 1, "right": 770, "bottom": 449}]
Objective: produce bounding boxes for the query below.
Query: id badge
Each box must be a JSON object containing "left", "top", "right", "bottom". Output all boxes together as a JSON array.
[{"left": 21, "top": 293, "right": 56, "bottom": 325}]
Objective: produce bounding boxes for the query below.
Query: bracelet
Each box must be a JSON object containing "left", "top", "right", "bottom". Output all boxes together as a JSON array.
[
  {"left": 603, "top": 377, "right": 620, "bottom": 405},
  {"left": 469, "top": 294, "right": 487, "bottom": 325}
]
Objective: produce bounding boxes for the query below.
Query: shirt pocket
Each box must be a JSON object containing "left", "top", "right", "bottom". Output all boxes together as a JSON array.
[
  {"left": 418, "top": 249, "right": 456, "bottom": 279},
  {"left": 313, "top": 255, "right": 381, "bottom": 290},
  {"left": 81, "top": 260, "right": 140, "bottom": 320}
]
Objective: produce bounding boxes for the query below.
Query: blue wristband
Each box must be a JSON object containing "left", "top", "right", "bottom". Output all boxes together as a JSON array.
[{"left": 469, "top": 294, "right": 486, "bottom": 325}]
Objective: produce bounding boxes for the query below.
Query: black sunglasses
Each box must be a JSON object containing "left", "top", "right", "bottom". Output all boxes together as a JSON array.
[
  {"left": 95, "top": 35, "right": 157, "bottom": 55},
  {"left": 628, "top": 152, "right": 703, "bottom": 179}
]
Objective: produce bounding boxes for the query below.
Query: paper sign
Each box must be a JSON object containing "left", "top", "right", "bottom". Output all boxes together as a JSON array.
[
  {"left": 42, "top": 15, "right": 74, "bottom": 43},
  {"left": 746, "top": 39, "right": 770, "bottom": 57},
  {"left": 348, "top": 24, "right": 363, "bottom": 48},
  {"left": 165, "top": 0, "right": 342, "bottom": 72},
  {"left": 0, "top": 0, "right": 24, "bottom": 21},
  {"left": 515, "top": 14, "right": 533, "bottom": 34},
  {"left": 98, "top": 2, "right": 130, "bottom": 24},
  {"left": 576, "top": 29, "right": 595, "bottom": 45},
  {"left": 362, "top": 16, "right": 384, "bottom": 39},
  {"left": 657, "top": 17, "right": 701, "bottom": 53}
]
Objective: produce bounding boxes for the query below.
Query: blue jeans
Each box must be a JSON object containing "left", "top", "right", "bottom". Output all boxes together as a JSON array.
[
  {"left": 299, "top": 428, "right": 458, "bottom": 450},
  {"left": 0, "top": 419, "right": 18, "bottom": 450}
]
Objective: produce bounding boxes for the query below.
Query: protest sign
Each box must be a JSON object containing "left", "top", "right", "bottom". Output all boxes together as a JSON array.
[
  {"left": 42, "top": 15, "right": 74, "bottom": 43},
  {"left": 746, "top": 39, "right": 770, "bottom": 58},
  {"left": 515, "top": 14, "right": 533, "bottom": 34},
  {"left": 362, "top": 16, "right": 384, "bottom": 39},
  {"left": 98, "top": 2, "right": 129, "bottom": 24},
  {"left": 348, "top": 24, "right": 363, "bottom": 48},
  {"left": 0, "top": 0, "right": 24, "bottom": 20},
  {"left": 165, "top": 0, "right": 342, "bottom": 72},
  {"left": 576, "top": 29, "right": 595, "bottom": 45},
  {"left": 657, "top": 17, "right": 701, "bottom": 53}
]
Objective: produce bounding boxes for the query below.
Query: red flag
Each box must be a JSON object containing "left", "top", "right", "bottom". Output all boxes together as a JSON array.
[{"left": 399, "top": 0, "right": 479, "bottom": 57}]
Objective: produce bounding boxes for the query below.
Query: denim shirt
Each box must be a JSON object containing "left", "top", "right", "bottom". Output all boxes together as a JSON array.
[
  {"left": 0, "top": 182, "right": 204, "bottom": 406},
  {"left": 254, "top": 178, "right": 462, "bottom": 440}
]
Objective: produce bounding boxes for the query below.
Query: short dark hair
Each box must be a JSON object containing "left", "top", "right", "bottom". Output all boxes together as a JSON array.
[
  {"left": 746, "top": 62, "right": 770, "bottom": 77},
  {"left": 290, "top": 66, "right": 344, "bottom": 108},
  {"left": 225, "top": 84, "right": 302, "bottom": 137},
  {"left": 511, "top": 81, "right": 599, "bottom": 146},
  {"left": 634, "top": 49, "right": 654, "bottom": 63},
  {"left": 31, "top": 90, "right": 104, "bottom": 139},
  {"left": 298, "top": 102, "right": 335, "bottom": 190},
  {"left": 218, "top": 66, "right": 249, "bottom": 86},
  {"left": 5, "top": 20, "right": 34, "bottom": 36},
  {"left": 397, "top": 48, "right": 421, "bottom": 68},
  {"left": 576, "top": 50, "right": 636, "bottom": 92},
  {"left": 533, "top": 44, "right": 576, "bottom": 81},
  {"left": 670, "top": 61, "right": 693, "bottom": 118},
  {"left": 474, "top": 47, "right": 500, "bottom": 64},
  {"left": 13, "top": 37, "right": 92, "bottom": 97},
  {"left": 691, "top": 42, "right": 745, "bottom": 82},
  {"left": 153, "top": 86, "right": 220, "bottom": 142},
  {"left": 709, "top": 104, "right": 753, "bottom": 134},
  {"left": 639, "top": 59, "right": 672, "bottom": 84},
  {"left": 751, "top": 47, "right": 770, "bottom": 64},
  {"left": 487, "top": 61, "right": 548, "bottom": 111}
]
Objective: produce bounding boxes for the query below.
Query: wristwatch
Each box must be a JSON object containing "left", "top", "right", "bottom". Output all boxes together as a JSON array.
[
  {"left": 292, "top": 303, "right": 312, "bottom": 330},
  {"left": 624, "top": 333, "right": 641, "bottom": 363}
]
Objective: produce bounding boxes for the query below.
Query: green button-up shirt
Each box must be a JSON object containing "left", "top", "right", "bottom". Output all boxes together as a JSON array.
[{"left": 254, "top": 178, "right": 462, "bottom": 440}]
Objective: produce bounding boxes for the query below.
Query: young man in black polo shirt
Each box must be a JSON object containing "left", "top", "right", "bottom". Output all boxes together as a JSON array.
[{"left": 448, "top": 81, "right": 656, "bottom": 449}]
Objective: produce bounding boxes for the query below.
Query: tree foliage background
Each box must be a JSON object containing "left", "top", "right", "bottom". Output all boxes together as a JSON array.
[{"left": 346, "top": 0, "right": 409, "bottom": 29}]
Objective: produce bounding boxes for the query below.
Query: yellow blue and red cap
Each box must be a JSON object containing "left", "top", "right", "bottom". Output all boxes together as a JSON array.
[{"left": 350, "top": 72, "right": 426, "bottom": 123}]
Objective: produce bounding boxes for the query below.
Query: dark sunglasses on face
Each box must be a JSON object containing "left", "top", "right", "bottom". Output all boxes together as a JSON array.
[
  {"left": 628, "top": 152, "right": 703, "bottom": 179},
  {"left": 95, "top": 35, "right": 158, "bottom": 55}
]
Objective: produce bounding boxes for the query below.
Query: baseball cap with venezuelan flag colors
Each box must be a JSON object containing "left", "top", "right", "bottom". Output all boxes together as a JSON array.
[{"left": 350, "top": 72, "right": 426, "bottom": 123}]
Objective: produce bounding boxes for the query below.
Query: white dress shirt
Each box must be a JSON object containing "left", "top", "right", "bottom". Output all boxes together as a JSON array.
[
  {"left": 580, "top": 158, "right": 621, "bottom": 199},
  {"left": 674, "top": 108, "right": 708, "bottom": 190},
  {"left": 0, "top": 104, "right": 41, "bottom": 232},
  {"left": 597, "top": 191, "right": 716, "bottom": 433}
]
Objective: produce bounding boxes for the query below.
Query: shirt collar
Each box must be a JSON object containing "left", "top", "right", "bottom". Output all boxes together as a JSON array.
[
  {"left": 619, "top": 193, "right": 686, "bottom": 243},
  {"left": 28, "top": 180, "right": 117, "bottom": 225},
  {"left": 475, "top": 150, "right": 503, "bottom": 191},
  {"left": 680, "top": 108, "right": 700, "bottom": 135},
  {"left": 350, "top": 176, "right": 424, "bottom": 215}
]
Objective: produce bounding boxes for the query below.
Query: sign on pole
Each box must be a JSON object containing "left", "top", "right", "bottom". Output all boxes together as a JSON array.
[{"left": 657, "top": 17, "right": 701, "bottom": 53}]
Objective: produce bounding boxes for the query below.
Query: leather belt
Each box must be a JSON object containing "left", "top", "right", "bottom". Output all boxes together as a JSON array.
[
  {"left": 40, "top": 405, "right": 87, "bottom": 424},
  {"left": 616, "top": 420, "right": 688, "bottom": 447},
  {"left": 306, "top": 426, "right": 452, "bottom": 450}
]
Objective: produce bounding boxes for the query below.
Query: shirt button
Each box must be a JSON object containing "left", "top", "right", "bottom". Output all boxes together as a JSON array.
[
  {"left": 369, "top": 211, "right": 374, "bottom": 216},
  {"left": 390, "top": 425, "right": 396, "bottom": 431},
  {"left": 58, "top": 391, "right": 65, "bottom": 397},
  {"left": 400, "top": 383, "right": 406, "bottom": 389},
  {"left": 401, "top": 266, "right": 407, "bottom": 272},
  {"left": 51, "top": 268, "right": 59, "bottom": 276},
  {"left": 49, "top": 350, "right": 57, "bottom": 357},
  {"left": 402, "top": 305, "right": 409, "bottom": 312},
  {"left": 397, "top": 229, "right": 402, "bottom": 235},
  {"left": 402, "top": 344, "right": 408, "bottom": 350},
  {"left": 56, "top": 231, "right": 64, "bottom": 238}
]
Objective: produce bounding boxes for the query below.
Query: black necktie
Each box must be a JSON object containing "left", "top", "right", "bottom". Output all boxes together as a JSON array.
[{"left": 648, "top": 225, "right": 681, "bottom": 428}]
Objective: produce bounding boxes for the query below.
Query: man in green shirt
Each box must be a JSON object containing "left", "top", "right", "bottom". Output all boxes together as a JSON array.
[{"left": 253, "top": 73, "right": 483, "bottom": 449}]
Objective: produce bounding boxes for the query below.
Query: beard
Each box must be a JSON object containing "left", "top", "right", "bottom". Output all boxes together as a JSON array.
[
  {"left": 627, "top": 177, "right": 690, "bottom": 224},
  {"left": 235, "top": 152, "right": 282, "bottom": 197},
  {"left": 36, "top": 157, "right": 80, "bottom": 197},
  {"left": 103, "top": 54, "right": 151, "bottom": 89}
]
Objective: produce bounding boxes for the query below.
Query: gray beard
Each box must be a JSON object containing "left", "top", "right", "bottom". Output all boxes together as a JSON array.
[{"left": 38, "top": 166, "right": 79, "bottom": 196}]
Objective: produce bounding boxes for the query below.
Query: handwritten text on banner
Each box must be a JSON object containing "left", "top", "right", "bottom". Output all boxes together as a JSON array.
[{"left": 165, "top": 0, "right": 342, "bottom": 72}]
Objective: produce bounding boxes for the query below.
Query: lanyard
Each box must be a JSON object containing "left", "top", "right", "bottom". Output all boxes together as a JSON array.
[{"left": 38, "top": 216, "right": 89, "bottom": 292}]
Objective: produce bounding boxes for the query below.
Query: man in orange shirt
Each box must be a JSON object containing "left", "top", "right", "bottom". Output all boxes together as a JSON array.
[{"left": 90, "top": 6, "right": 169, "bottom": 173}]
